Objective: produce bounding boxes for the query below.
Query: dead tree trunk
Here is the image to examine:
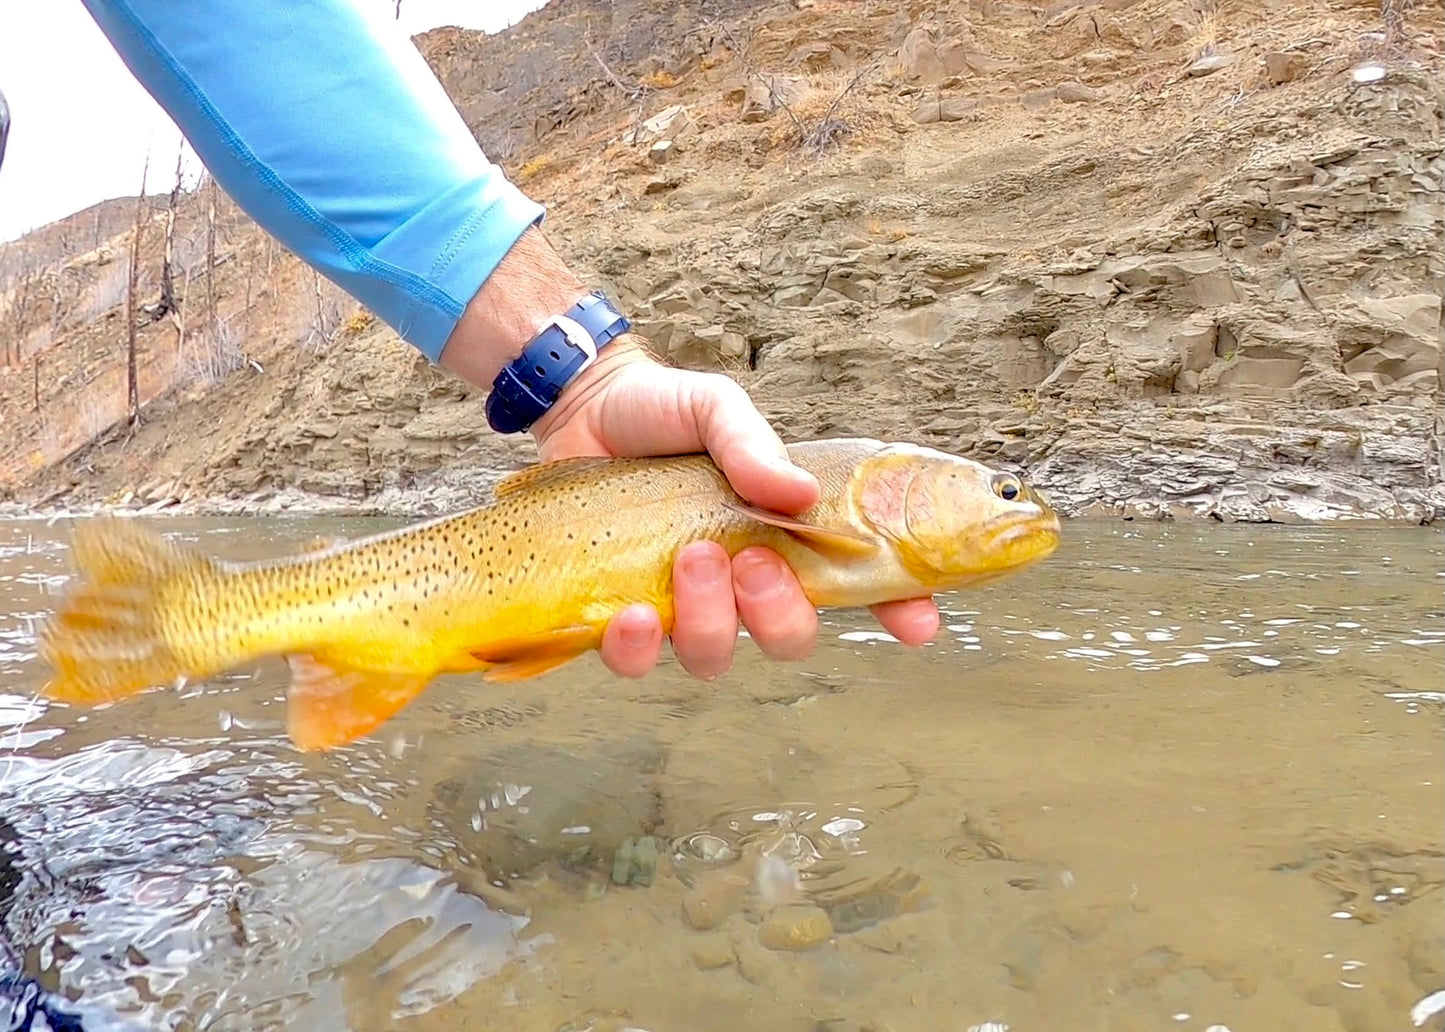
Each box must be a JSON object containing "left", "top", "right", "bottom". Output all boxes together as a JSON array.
[
  {"left": 8, "top": 262, "right": 36, "bottom": 366},
  {"left": 161, "top": 146, "right": 185, "bottom": 347},
  {"left": 49, "top": 266, "right": 64, "bottom": 343},
  {"left": 205, "top": 174, "right": 218, "bottom": 342},
  {"left": 126, "top": 153, "right": 150, "bottom": 428}
]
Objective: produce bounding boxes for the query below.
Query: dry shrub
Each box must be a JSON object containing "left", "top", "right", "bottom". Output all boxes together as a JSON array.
[
  {"left": 291, "top": 272, "right": 349, "bottom": 353},
  {"left": 766, "top": 66, "right": 883, "bottom": 154},
  {"left": 73, "top": 260, "right": 130, "bottom": 325},
  {"left": 181, "top": 316, "right": 245, "bottom": 385}
]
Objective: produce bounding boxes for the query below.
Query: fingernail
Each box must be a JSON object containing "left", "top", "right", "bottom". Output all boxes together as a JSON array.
[
  {"left": 621, "top": 623, "right": 656, "bottom": 649},
  {"left": 735, "top": 552, "right": 783, "bottom": 596},
  {"left": 683, "top": 551, "right": 726, "bottom": 588},
  {"left": 770, "top": 456, "right": 812, "bottom": 482}
]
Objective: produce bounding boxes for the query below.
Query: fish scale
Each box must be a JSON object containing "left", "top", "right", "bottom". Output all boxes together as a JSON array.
[{"left": 39, "top": 438, "right": 1061, "bottom": 751}]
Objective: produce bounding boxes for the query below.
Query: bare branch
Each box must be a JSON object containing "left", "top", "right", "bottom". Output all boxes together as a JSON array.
[{"left": 584, "top": 34, "right": 649, "bottom": 99}]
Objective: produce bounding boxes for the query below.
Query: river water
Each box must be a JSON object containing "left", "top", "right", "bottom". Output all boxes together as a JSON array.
[{"left": 0, "top": 516, "right": 1438, "bottom": 1032}]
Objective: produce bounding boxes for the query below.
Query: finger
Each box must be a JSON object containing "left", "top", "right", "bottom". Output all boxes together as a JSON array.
[
  {"left": 599, "top": 603, "right": 664, "bottom": 678},
  {"left": 691, "top": 376, "right": 820, "bottom": 514},
  {"left": 869, "top": 597, "right": 941, "bottom": 646},
  {"left": 733, "top": 547, "right": 819, "bottom": 662},
  {"left": 669, "top": 541, "right": 740, "bottom": 679}
]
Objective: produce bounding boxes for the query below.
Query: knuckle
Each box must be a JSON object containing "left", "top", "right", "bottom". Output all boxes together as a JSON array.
[
  {"left": 743, "top": 602, "right": 818, "bottom": 660},
  {"left": 672, "top": 614, "right": 739, "bottom": 678}
]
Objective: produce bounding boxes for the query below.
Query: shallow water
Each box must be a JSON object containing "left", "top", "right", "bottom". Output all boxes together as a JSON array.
[{"left": 0, "top": 516, "right": 1439, "bottom": 1032}]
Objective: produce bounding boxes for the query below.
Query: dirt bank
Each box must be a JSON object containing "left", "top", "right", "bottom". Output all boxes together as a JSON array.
[{"left": 1, "top": 0, "right": 1441, "bottom": 523}]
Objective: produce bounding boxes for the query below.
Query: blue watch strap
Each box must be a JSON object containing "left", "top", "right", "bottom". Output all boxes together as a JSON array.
[{"left": 484, "top": 291, "right": 632, "bottom": 434}]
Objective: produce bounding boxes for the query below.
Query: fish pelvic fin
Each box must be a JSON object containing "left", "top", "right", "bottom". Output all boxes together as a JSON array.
[
  {"left": 40, "top": 517, "right": 210, "bottom": 706},
  {"left": 472, "top": 625, "right": 602, "bottom": 683},
  {"left": 285, "top": 653, "right": 434, "bottom": 751}
]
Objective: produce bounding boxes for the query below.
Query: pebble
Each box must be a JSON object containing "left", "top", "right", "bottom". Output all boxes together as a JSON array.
[
  {"left": 611, "top": 836, "right": 662, "bottom": 887},
  {"left": 691, "top": 940, "right": 736, "bottom": 971},
  {"left": 756, "top": 904, "right": 834, "bottom": 951},
  {"left": 1187, "top": 52, "right": 1236, "bottom": 77},
  {"left": 1263, "top": 51, "right": 1309, "bottom": 85},
  {"left": 682, "top": 869, "right": 748, "bottom": 930}
]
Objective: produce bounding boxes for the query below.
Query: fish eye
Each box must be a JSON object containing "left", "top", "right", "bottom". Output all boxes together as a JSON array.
[{"left": 992, "top": 474, "right": 1022, "bottom": 502}]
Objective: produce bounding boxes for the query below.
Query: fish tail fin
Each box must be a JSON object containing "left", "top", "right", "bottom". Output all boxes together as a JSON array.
[{"left": 40, "top": 517, "right": 212, "bottom": 706}]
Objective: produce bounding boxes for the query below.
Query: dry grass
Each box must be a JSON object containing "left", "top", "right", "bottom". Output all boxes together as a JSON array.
[
  {"left": 1190, "top": 9, "right": 1221, "bottom": 60},
  {"left": 516, "top": 154, "right": 553, "bottom": 182},
  {"left": 865, "top": 217, "right": 908, "bottom": 242},
  {"left": 341, "top": 309, "right": 376, "bottom": 337}
]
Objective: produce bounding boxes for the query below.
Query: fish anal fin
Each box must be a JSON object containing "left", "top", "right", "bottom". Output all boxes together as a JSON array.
[
  {"left": 720, "top": 500, "right": 880, "bottom": 560},
  {"left": 471, "top": 625, "right": 601, "bottom": 683},
  {"left": 492, "top": 457, "right": 612, "bottom": 498},
  {"left": 285, "top": 654, "right": 432, "bottom": 752}
]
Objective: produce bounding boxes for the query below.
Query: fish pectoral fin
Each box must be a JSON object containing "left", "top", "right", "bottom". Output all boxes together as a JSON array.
[
  {"left": 284, "top": 654, "right": 432, "bottom": 752},
  {"left": 471, "top": 625, "right": 601, "bottom": 683},
  {"left": 720, "top": 500, "right": 881, "bottom": 560}
]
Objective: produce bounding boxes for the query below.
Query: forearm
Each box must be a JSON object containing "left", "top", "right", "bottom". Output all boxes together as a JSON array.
[{"left": 80, "top": 0, "right": 549, "bottom": 373}]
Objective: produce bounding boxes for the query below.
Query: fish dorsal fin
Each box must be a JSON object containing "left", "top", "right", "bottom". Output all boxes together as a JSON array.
[
  {"left": 285, "top": 654, "right": 431, "bottom": 751},
  {"left": 492, "top": 457, "right": 613, "bottom": 499},
  {"left": 720, "top": 500, "right": 880, "bottom": 560},
  {"left": 470, "top": 624, "right": 601, "bottom": 683},
  {"left": 297, "top": 534, "right": 350, "bottom": 556}
]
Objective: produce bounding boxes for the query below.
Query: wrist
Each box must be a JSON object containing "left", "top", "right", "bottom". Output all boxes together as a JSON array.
[{"left": 437, "top": 225, "right": 589, "bottom": 389}]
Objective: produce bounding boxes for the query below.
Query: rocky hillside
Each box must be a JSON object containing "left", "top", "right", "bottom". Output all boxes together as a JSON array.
[{"left": 0, "top": 0, "right": 1440, "bottom": 522}]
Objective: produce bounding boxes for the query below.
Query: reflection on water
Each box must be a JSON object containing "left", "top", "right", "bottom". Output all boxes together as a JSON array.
[{"left": 0, "top": 516, "right": 1439, "bottom": 1031}]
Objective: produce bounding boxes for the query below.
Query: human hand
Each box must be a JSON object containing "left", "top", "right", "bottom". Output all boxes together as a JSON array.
[
  {"left": 531, "top": 335, "right": 941, "bottom": 680},
  {"left": 437, "top": 226, "right": 939, "bottom": 679}
]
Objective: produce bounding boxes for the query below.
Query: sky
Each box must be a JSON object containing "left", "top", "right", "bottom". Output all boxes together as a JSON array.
[{"left": 0, "top": 1, "right": 549, "bottom": 243}]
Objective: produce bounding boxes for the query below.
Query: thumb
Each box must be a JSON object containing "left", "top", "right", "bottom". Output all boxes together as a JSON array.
[{"left": 691, "top": 375, "right": 819, "bottom": 514}]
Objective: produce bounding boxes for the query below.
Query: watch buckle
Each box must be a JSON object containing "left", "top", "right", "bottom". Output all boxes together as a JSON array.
[{"left": 551, "top": 314, "right": 598, "bottom": 369}]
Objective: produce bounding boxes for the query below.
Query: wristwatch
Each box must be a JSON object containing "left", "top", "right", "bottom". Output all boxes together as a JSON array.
[{"left": 484, "top": 290, "right": 632, "bottom": 434}]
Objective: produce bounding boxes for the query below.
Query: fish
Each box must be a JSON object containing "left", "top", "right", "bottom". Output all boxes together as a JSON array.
[{"left": 37, "top": 438, "right": 1061, "bottom": 752}]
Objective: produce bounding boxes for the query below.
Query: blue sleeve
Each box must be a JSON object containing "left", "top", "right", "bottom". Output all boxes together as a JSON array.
[{"left": 79, "top": 0, "right": 547, "bottom": 361}]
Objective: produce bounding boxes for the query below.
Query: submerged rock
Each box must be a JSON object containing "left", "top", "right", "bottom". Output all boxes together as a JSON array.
[
  {"left": 756, "top": 904, "right": 834, "bottom": 951},
  {"left": 429, "top": 739, "right": 666, "bottom": 880}
]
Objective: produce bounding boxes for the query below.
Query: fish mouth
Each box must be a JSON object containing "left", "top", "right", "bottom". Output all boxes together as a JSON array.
[{"left": 981, "top": 508, "right": 1061, "bottom": 569}]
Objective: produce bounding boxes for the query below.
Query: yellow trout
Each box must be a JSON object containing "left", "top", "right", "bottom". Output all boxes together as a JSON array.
[{"left": 39, "top": 438, "right": 1060, "bottom": 751}]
